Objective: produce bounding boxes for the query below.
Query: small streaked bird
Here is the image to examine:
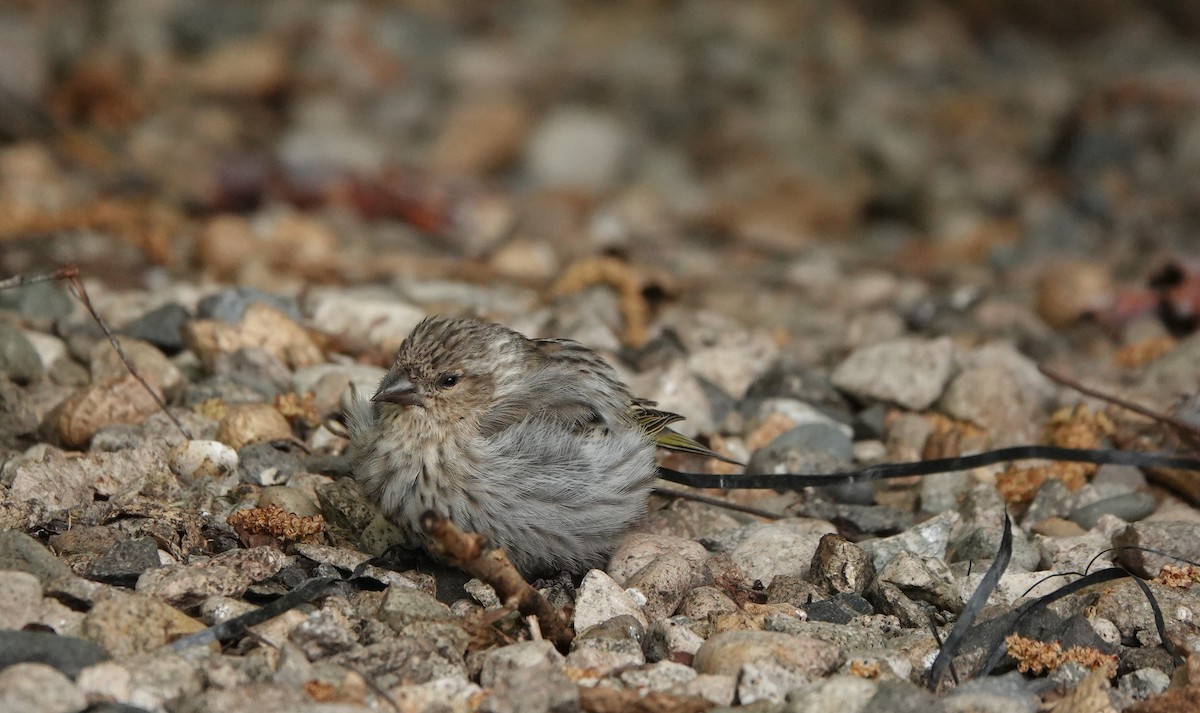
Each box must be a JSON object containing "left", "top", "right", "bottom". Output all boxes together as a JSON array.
[{"left": 346, "top": 316, "right": 728, "bottom": 575}]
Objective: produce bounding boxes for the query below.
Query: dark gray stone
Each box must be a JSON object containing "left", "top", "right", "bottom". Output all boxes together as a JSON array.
[
  {"left": 0, "top": 377, "right": 40, "bottom": 448},
  {"left": 237, "top": 441, "right": 302, "bottom": 486},
  {"left": 1069, "top": 492, "right": 1155, "bottom": 530},
  {"left": 477, "top": 662, "right": 579, "bottom": 713},
  {"left": 942, "top": 671, "right": 1041, "bottom": 713},
  {"left": 0, "top": 324, "right": 43, "bottom": 384},
  {"left": 853, "top": 403, "right": 889, "bottom": 440},
  {"left": 197, "top": 287, "right": 301, "bottom": 323},
  {"left": 212, "top": 347, "right": 292, "bottom": 398},
  {"left": 0, "top": 529, "right": 75, "bottom": 585},
  {"left": 948, "top": 527, "right": 1040, "bottom": 572},
  {"left": 741, "top": 363, "right": 852, "bottom": 424},
  {"left": 1114, "top": 521, "right": 1200, "bottom": 578},
  {"left": 119, "top": 303, "right": 191, "bottom": 354},
  {"left": 1021, "top": 477, "right": 1076, "bottom": 526},
  {"left": 85, "top": 537, "right": 161, "bottom": 587},
  {"left": 328, "top": 636, "right": 465, "bottom": 688},
  {"left": 802, "top": 594, "right": 874, "bottom": 624},
  {"left": 0, "top": 282, "right": 74, "bottom": 323},
  {"left": 0, "top": 630, "right": 108, "bottom": 679},
  {"left": 861, "top": 678, "right": 945, "bottom": 713},
  {"left": 747, "top": 424, "right": 854, "bottom": 503},
  {"left": 797, "top": 501, "right": 913, "bottom": 537},
  {"left": 697, "top": 376, "right": 738, "bottom": 427},
  {"left": 180, "top": 375, "right": 268, "bottom": 406},
  {"left": 1091, "top": 464, "right": 1146, "bottom": 494}
]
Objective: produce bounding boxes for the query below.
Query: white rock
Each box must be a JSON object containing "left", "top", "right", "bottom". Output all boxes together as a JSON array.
[
  {"left": 392, "top": 677, "right": 483, "bottom": 712},
  {"left": 682, "top": 674, "right": 737, "bottom": 707},
  {"left": 169, "top": 440, "right": 238, "bottom": 481},
  {"left": 572, "top": 569, "right": 649, "bottom": 634},
  {"left": 21, "top": 331, "right": 66, "bottom": 371},
  {"left": 1034, "top": 530, "right": 1111, "bottom": 572},
  {"left": 788, "top": 674, "right": 878, "bottom": 713},
  {"left": 738, "top": 659, "right": 815, "bottom": 705},
  {"left": 0, "top": 663, "right": 86, "bottom": 713},
  {"left": 479, "top": 640, "right": 564, "bottom": 687},
  {"left": 619, "top": 661, "right": 697, "bottom": 692},
  {"left": 686, "top": 330, "right": 780, "bottom": 399},
  {"left": 994, "top": 571, "right": 1083, "bottom": 604},
  {"left": 830, "top": 337, "right": 957, "bottom": 410},
  {"left": 527, "top": 107, "right": 629, "bottom": 189},
  {"left": 607, "top": 533, "right": 708, "bottom": 585},
  {"left": 77, "top": 661, "right": 133, "bottom": 705},
  {"left": 124, "top": 652, "right": 204, "bottom": 712},
  {"left": 0, "top": 571, "right": 41, "bottom": 630},
  {"left": 306, "top": 288, "right": 426, "bottom": 352},
  {"left": 730, "top": 519, "right": 838, "bottom": 585},
  {"left": 1091, "top": 617, "right": 1120, "bottom": 646},
  {"left": 859, "top": 510, "right": 959, "bottom": 572},
  {"left": 750, "top": 398, "right": 854, "bottom": 438},
  {"left": 293, "top": 362, "right": 388, "bottom": 396}
]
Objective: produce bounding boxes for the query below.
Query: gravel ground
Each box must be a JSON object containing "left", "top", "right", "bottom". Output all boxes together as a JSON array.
[{"left": 2, "top": 2, "right": 1200, "bottom": 712}]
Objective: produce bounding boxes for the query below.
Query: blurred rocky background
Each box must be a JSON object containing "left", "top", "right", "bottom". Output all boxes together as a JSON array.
[{"left": 1, "top": 0, "right": 1198, "bottom": 351}]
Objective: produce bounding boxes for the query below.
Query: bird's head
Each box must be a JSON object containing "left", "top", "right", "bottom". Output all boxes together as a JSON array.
[{"left": 371, "top": 317, "right": 530, "bottom": 429}]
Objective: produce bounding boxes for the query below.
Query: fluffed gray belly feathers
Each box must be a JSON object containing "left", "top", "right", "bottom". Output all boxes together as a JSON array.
[{"left": 346, "top": 391, "right": 658, "bottom": 575}]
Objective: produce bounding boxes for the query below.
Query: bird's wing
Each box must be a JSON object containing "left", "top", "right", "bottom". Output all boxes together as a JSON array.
[
  {"left": 630, "top": 403, "right": 744, "bottom": 465},
  {"left": 477, "top": 356, "right": 618, "bottom": 439},
  {"left": 481, "top": 338, "right": 742, "bottom": 465}
]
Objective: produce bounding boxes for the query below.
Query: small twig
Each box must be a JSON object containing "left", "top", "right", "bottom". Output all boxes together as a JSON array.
[
  {"left": 59, "top": 267, "right": 193, "bottom": 441},
  {"left": 0, "top": 270, "right": 70, "bottom": 291},
  {"left": 420, "top": 511, "right": 574, "bottom": 653},
  {"left": 652, "top": 486, "right": 782, "bottom": 520},
  {"left": 1039, "top": 364, "right": 1200, "bottom": 441},
  {"left": 526, "top": 614, "right": 543, "bottom": 641}
]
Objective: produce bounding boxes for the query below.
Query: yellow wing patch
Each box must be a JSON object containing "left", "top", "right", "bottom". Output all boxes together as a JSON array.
[{"left": 633, "top": 405, "right": 743, "bottom": 465}]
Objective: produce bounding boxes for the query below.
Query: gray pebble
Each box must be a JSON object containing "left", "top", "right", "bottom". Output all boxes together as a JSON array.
[
  {"left": 808, "top": 534, "right": 876, "bottom": 596},
  {"left": 257, "top": 485, "right": 321, "bottom": 517},
  {"left": 119, "top": 302, "right": 191, "bottom": 354},
  {"left": 1118, "top": 667, "right": 1170, "bottom": 700},
  {"left": 0, "top": 282, "right": 74, "bottom": 323},
  {"left": 479, "top": 640, "right": 563, "bottom": 688},
  {"left": 478, "top": 662, "right": 577, "bottom": 713},
  {"left": 859, "top": 510, "right": 958, "bottom": 573},
  {"left": 624, "top": 552, "right": 700, "bottom": 622},
  {"left": 643, "top": 616, "right": 705, "bottom": 663},
  {"left": 0, "top": 662, "right": 87, "bottom": 713},
  {"left": 237, "top": 441, "right": 301, "bottom": 486},
  {"left": 0, "top": 629, "right": 108, "bottom": 680},
  {"left": 86, "top": 538, "right": 161, "bottom": 587},
  {"left": 1114, "top": 520, "right": 1200, "bottom": 577},
  {"left": 197, "top": 286, "right": 301, "bottom": 323},
  {"left": 830, "top": 337, "right": 956, "bottom": 411},
  {"left": 0, "top": 324, "right": 44, "bottom": 384},
  {"left": 1069, "top": 492, "right": 1155, "bottom": 530}
]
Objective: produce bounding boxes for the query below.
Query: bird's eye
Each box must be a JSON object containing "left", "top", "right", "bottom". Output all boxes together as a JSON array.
[{"left": 438, "top": 373, "right": 460, "bottom": 388}]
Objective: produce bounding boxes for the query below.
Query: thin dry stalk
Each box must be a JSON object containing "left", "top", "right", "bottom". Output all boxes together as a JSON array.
[
  {"left": 0, "top": 266, "right": 192, "bottom": 440},
  {"left": 1039, "top": 364, "right": 1200, "bottom": 442}
]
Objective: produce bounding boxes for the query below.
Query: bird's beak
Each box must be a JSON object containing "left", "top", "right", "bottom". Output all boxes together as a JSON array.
[{"left": 371, "top": 377, "right": 424, "bottom": 407}]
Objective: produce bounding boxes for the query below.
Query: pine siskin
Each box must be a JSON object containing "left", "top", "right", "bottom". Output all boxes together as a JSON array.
[{"left": 346, "top": 316, "right": 723, "bottom": 575}]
